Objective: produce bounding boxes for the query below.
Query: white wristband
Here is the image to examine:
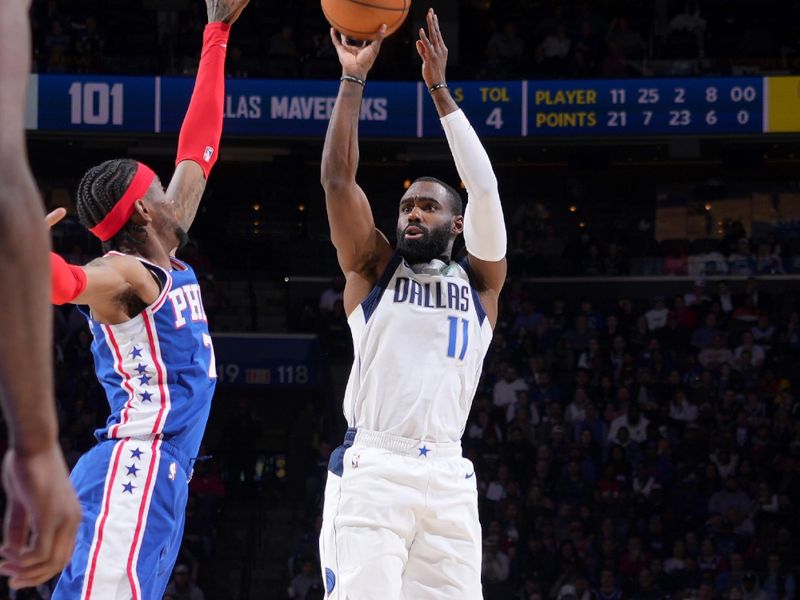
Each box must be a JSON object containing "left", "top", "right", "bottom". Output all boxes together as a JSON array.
[{"left": 440, "top": 110, "right": 506, "bottom": 262}]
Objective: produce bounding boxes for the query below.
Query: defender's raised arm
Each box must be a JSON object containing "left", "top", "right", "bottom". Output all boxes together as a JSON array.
[{"left": 168, "top": 0, "right": 250, "bottom": 232}]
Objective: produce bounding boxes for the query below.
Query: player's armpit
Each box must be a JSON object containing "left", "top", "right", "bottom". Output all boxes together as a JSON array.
[{"left": 74, "top": 255, "right": 160, "bottom": 311}]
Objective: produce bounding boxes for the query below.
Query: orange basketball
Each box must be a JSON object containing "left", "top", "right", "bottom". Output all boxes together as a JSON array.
[{"left": 321, "top": 0, "right": 411, "bottom": 41}]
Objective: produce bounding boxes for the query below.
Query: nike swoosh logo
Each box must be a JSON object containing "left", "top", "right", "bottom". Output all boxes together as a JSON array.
[{"left": 465, "top": 472, "right": 475, "bottom": 479}]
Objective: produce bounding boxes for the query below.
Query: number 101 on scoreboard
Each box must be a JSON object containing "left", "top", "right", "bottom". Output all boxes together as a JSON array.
[{"left": 69, "top": 82, "right": 124, "bottom": 126}]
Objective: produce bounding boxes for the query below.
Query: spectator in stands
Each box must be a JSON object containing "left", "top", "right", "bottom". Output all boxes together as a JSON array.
[
  {"left": 319, "top": 275, "right": 344, "bottom": 315},
  {"left": 734, "top": 331, "right": 766, "bottom": 367},
  {"left": 751, "top": 313, "right": 776, "bottom": 348},
  {"left": 708, "top": 477, "right": 751, "bottom": 516},
  {"left": 164, "top": 564, "right": 205, "bottom": 600},
  {"left": 607, "top": 16, "right": 646, "bottom": 58},
  {"left": 494, "top": 364, "right": 529, "bottom": 419},
  {"left": 541, "top": 24, "right": 572, "bottom": 74},
  {"left": 535, "top": 223, "right": 566, "bottom": 259},
  {"left": 513, "top": 301, "right": 544, "bottom": 337},
  {"left": 755, "top": 241, "right": 784, "bottom": 274},
  {"left": 75, "top": 15, "right": 105, "bottom": 72},
  {"left": 487, "top": 21, "right": 525, "bottom": 71},
  {"left": 692, "top": 313, "right": 724, "bottom": 350},
  {"left": 44, "top": 18, "right": 71, "bottom": 72},
  {"left": 667, "top": 2, "right": 706, "bottom": 58},
  {"left": 468, "top": 409, "right": 504, "bottom": 444},
  {"left": 268, "top": 25, "right": 298, "bottom": 77},
  {"left": 670, "top": 388, "right": 699, "bottom": 423},
  {"left": 645, "top": 297, "right": 669, "bottom": 330},
  {"left": 684, "top": 280, "right": 710, "bottom": 308},
  {"left": 729, "top": 238, "right": 755, "bottom": 275},
  {"left": 565, "top": 315, "right": 594, "bottom": 352},
  {"left": 287, "top": 556, "right": 320, "bottom": 599},
  {"left": 742, "top": 571, "right": 769, "bottom": 600},
  {"left": 482, "top": 537, "right": 511, "bottom": 591},
  {"left": 633, "top": 567, "right": 664, "bottom": 599},
  {"left": 664, "top": 243, "right": 689, "bottom": 276},
  {"left": 608, "top": 404, "right": 649, "bottom": 444},
  {"left": 739, "top": 278, "right": 772, "bottom": 312},
  {"left": 691, "top": 240, "right": 729, "bottom": 277},
  {"left": 595, "top": 569, "right": 623, "bottom": 600},
  {"left": 716, "top": 281, "right": 735, "bottom": 315}
]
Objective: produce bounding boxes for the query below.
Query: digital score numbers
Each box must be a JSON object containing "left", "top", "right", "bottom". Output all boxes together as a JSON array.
[
  {"left": 422, "top": 81, "right": 525, "bottom": 137},
  {"left": 527, "top": 78, "right": 763, "bottom": 136},
  {"left": 31, "top": 74, "right": 776, "bottom": 139}
]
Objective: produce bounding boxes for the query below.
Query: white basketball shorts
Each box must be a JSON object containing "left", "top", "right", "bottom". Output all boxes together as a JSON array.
[{"left": 319, "top": 428, "right": 483, "bottom": 600}]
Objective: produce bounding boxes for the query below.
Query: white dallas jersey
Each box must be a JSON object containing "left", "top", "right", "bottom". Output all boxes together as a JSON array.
[{"left": 343, "top": 253, "right": 494, "bottom": 443}]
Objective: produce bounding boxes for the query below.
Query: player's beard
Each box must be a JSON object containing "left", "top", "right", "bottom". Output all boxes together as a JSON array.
[{"left": 396, "top": 221, "right": 451, "bottom": 264}]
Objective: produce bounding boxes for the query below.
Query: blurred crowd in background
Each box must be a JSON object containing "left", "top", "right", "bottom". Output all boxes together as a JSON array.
[{"left": 28, "top": 0, "right": 800, "bottom": 79}]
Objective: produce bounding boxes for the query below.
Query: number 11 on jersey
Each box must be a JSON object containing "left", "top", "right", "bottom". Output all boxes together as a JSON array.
[{"left": 447, "top": 317, "right": 469, "bottom": 360}]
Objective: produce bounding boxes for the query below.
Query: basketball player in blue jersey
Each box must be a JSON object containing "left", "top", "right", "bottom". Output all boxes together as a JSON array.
[
  {"left": 320, "top": 9, "right": 507, "bottom": 599},
  {"left": 0, "top": 0, "right": 81, "bottom": 590},
  {"left": 45, "top": 1, "right": 249, "bottom": 598}
]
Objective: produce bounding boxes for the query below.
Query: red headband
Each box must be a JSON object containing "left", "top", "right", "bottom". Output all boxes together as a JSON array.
[{"left": 89, "top": 162, "right": 156, "bottom": 241}]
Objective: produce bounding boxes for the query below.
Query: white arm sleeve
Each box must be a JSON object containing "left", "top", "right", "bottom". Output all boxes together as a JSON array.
[{"left": 440, "top": 109, "right": 507, "bottom": 262}]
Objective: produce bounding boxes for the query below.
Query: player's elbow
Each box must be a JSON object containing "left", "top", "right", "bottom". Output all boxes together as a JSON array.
[
  {"left": 472, "top": 175, "right": 500, "bottom": 201},
  {"left": 320, "top": 173, "right": 352, "bottom": 195},
  {"left": 321, "top": 152, "right": 358, "bottom": 191}
]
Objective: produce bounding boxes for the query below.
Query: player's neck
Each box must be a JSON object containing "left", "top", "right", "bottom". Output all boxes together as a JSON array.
[{"left": 135, "top": 236, "right": 176, "bottom": 271}]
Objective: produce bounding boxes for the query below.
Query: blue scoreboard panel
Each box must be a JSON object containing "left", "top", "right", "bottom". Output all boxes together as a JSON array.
[
  {"left": 527, "top": 78, "right": 763, "bottom": 136},
  {"left": 28, "top": 75, "right": 785, "bottom": 138}
]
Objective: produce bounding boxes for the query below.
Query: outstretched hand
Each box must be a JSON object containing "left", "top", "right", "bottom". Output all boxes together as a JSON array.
[
  {"left": 206, "top": 0, "right": 249, "bottom": 25},
  {"left": 416, "top": 8, "right": 448, "bottom": 88},
  {"left": 330, "top": 26, "right": 387, "bottom": 80}
]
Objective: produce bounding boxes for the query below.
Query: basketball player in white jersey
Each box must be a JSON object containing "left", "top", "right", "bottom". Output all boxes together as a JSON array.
[{"left": 319, "top": 9, "right": 506, "bottom": 599}]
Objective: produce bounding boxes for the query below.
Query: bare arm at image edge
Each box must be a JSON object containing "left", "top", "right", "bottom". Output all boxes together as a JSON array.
[{"left": 0, "top": 0, "right": 80, "bottom": 589}]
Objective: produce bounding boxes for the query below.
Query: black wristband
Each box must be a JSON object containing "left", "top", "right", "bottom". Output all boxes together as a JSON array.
[
  {"left": 429, "top": 82, "right": 448, "bottom": 94},
  {"left": 340, "top": 74, "right": 366, "bottom": 87}
]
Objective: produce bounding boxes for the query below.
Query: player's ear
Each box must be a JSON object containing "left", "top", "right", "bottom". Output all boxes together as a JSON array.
[
  {"left": 131, "top": 199, "right": 152, "bottom": 225},
  {"left": 452, "top": 214, "right": 464, "bottom": 235}
]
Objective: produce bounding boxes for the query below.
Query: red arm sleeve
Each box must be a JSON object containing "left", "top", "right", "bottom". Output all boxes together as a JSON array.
[
  {"left": 51, "top": 252, "right": 87, "bottom": 305},
  {"left": 175, "top": 22, "right": 230, "bottom": 178}
]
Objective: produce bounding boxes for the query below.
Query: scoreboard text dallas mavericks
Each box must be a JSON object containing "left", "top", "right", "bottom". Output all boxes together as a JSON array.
[{"left": 30, "top": 75, "right": 800, "bottom": 138}]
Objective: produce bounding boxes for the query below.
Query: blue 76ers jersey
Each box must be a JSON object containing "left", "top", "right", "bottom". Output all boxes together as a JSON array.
[{"left": 84, "top": 254, "right": 216, "bottom": 459}]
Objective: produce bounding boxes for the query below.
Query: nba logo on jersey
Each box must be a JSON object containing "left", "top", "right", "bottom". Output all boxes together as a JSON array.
[
  {"left": 203, "top": 146, "right": 214, "bottom": 163},
  {"left": 169, "top": 462, "right": 177, "bottom": 481},
  {"left": 351, "top": 453, "right": 360, "bottom": 469}
]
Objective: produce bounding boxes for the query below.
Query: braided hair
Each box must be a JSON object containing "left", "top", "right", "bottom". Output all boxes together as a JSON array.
[{"left": 76, "top": 158, "right": 148, "bottom": 252}]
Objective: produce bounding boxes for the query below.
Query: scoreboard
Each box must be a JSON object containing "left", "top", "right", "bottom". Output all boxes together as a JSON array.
[
  {"left": 527, "top": 78, "right": 762, "bottom": 136},
  {"left": 25, "top": 75, "right": 800, "bottom": 139}
]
